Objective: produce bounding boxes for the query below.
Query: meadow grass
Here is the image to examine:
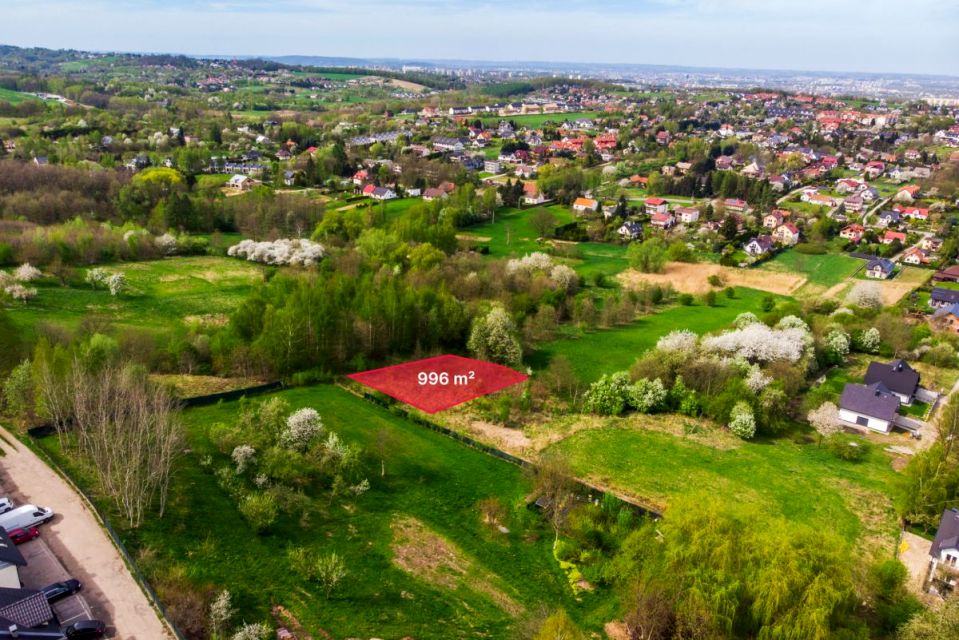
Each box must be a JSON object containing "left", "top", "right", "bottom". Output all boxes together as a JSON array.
[
  {"left": 463, "top": 205, "right": 576, "bottom": 257},
  {"left": 760, "top": 251, "right": 863, "bottom": 287},
  {"left": 34, "top": 385, "right": 613, "bottom": 638}
]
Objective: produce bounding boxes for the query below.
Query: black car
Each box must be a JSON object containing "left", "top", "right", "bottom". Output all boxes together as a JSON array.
[
  {"left": 62, "top": 619, "right": 106, "bottom": 639},
  {"left": 41, "top": 578, "right": 82, "bottom": 603}
]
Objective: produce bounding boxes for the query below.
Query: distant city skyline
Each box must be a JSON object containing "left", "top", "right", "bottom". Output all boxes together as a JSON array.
[{"left": 4, "top": 0, "right": 958, "bottom": 77}]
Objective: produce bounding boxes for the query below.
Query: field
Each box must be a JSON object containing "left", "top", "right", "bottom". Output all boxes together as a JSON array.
[
  {"left": 619, "top": 262, "right": 806, "bottom": 296},
  {"left": 544, "top": 418, "right": 899, "bottom": 546},
  {"left": 34, "top": 385, "right": 611, "bottom": 638},
  {"left": 479, "top": 111, "right": 611, "bottom": 129},
  {"left": 760, "top": 251, "right": 864, "bottom": 288},
  {"left": 461, "top": 205, "right": 575, "bottom": 257},
  {"left": 6, "top": 256, "right": 264, "bottom": 337},
  {"left": 529, "top": 288, "right": 781, "bottom": 382},
  {"left": 0, "top": 87, "right": 40, "bottom": 104}
]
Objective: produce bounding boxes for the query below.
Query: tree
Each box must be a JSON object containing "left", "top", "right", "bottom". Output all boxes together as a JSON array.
[
  {"left": 533, "top": 610, "right": 585, "bottom": 640},
  {"left": 467, "top": 305, "right": 522, "bottom": 367},
  {"left": 531, "top": 452, "right": 576, "bottom": 539},
  {"left": 239, "top": 492, "right": 278, "bottom": 533},
  {"left": 897, "top": 593, "right": 959, "bottom": 639},
  {"left": 847, "top": 281, "right": 884, "bottom": 310},
  {"left": 626, "top": 238, "right": 667, "bottom": 273},
  {"left": 1, "top": 360, "right": 33, "bottom": 421},
  {"left": 729, "top": 401, "right": 756, "bottom": 439},
  {"left": 583, "top": 372, "right": 632, "bottom": 416},
  {"left": 808, "top": 402, "right": 842, "bottom": 445},
  {"left": 208, "top": 590, "right": 236, "bottom": 638},
  {"left": 530, "top": 208, "right": 559, "bottom": 238},
  {"left": 231, "top": 623, "right": 270, "bottom": 640},
  {"left": 823, "top": 328, "right": 851, "bottom": 364},
  {"left": 315, "top": 552, "right": 349, "bottom": 598}
]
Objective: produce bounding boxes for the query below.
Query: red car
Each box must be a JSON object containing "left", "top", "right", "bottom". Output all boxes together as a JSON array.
[{"left": 7, "top": 527, "right": 40, "bottom": 545}]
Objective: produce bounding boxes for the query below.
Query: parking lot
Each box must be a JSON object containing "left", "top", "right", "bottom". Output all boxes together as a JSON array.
[{"left": 16, "top": 536, "right": 95, "bottom": 627}]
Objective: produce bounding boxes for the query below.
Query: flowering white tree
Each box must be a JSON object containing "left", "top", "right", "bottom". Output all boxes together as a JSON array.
[
  {"left": 550, "top": 264, "right": 578, "bottom": 292},
  {"left": 506, "top": 251, "right": 553, "bottom": 276},
  {"left": 824, "top": 328, "right": 851, "bottom": 363},
  {"left": 228, "top": 238, "right": 326, "bottom": 267},
  {"left": 281, "top": 408, "right": 323, "bottom": 451},
  {"left": 847, "top": 282, "right": 883, "bottom": 310},
  {"left": 702, "top": 323, "right": 809, "bottom": 363},
  {"left": 106, "top": 272, "right": 126, "bottom": 297},
  {"left": 629, "top": 378, "right": 668, "bottom": 413},
  {"left": 4, "top": 283, "right": 37, "bottom": 302},
  {"left": 13, "top": 263, "right": 41, "bottom": 282},
  {"left": 231, "top": 444, "right": 256, "bottom": 474},
  {"left": 807, "top": 402, "right": 842, "bottom": 445},
  {"left": 86, "top": 267, "right": 109, "bottom": 288},
  {"left": 208, "top": 590, "right": 235, "bottom": 638},
  {"left": 733, "top": 312, "right": 760, "bottom": 329},
  {"left": 656, "top": 330, "right": 699, "bottom": 355},
  {"left": 155, "top": 233, "right": 178, "bottom": 255},
  {"left": 231, "top": 622, "right": 270, "bottom": 640},
  {"left": 857, "top": 327, "right": 882, "bottom": 353},
  {"left": 745, "top": 365, "right": 772, "bottom": 393},
  {"left": 776, "top": 315, "right": 809, "bottom": 332},
  {"left": 467, "top": 305, "right": 522, "bottom": 367},
  {"left": 728, "top": 402, "right": 756, "bottom": 439},
  {"left": 583, "top": 371, "right": 632, "bottom": 416}
]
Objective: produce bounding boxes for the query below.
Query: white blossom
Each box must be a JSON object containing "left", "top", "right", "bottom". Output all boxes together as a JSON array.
[
  {"left": 86, "top": 267, "right": 108, "bottom": 287},
  {"left": 656, "top": 330, "right": 699, "bottom": 354},
  {"left": 807, "top": 402, "right": 842, "bottom": 442},
  {"left": 231, "top": 444, "right": 256, "bottom": 474},
  {"left": 824, "top": 328, "right": 851, "bottom": 361},
  {"left": 745, "top": 365, "right": 772, "bottom": 393},
  {"left": 733, "top": 312, "right": 761, "bottom": 329},
  {"left": 728, "top": 401, "right": 756, "bottom": 439},
  {"left": 155, "top": 233, "right": 178, "bottom": 255},
  {"left": 231, "top": 622, "right": 270, "bottom": 640},
  {"left": 506, "top": 251, "right": 554, "bottom": 276},
  {"left": 281, "top": 408, "right": 323, "bottom": 451},
  {"left": 847, "top": 281, "right": 883, "bottom": 310},
  {"left": 702, "top": 323, "right": 809, "bottom": 363},
  {"left": 4, "top": 284, "right": 37, "bottom": 302},
  {"left": 228, "top": 238, "right": 326, "bottom": 267},
  {"left": 858, "top": 327, "right": 881, "bottom": 353},
  {"left": 549, "top": 264, "right": 578, "bottom": 292},
  {"left": 775, "top": 315, "right": 809, "bottom": 332},
  {"left": 13, "top": 263, "right": 41, "bottom": 282},
  {"left": 106, "top": 272, "right": 126, "bottom": 297}
]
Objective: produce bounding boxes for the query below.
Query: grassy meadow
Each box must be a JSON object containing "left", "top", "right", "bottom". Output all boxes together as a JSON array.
[
  {"left": 760, "top": 250, "right": 864, "bottom": 288},
  {"left": 32, "top": 385, "right": 613, "bottom": 639}
]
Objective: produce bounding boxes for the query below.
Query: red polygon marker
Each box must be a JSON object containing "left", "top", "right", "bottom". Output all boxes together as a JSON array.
[{"left": 347, "top": 354, "right": 528, "bottom": 414}]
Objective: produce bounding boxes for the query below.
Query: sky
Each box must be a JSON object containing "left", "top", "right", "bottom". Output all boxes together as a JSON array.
[{"left": 3, "top": 0, "right": 957, "bottom": 76}]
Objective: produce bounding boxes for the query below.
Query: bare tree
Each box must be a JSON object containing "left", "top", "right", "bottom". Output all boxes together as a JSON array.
[
  {"left": 530, "top": 452, "right": 577, "bottom": 540},
  {"left": 39, "top": 358, "right": 182, "bottom": 527}
]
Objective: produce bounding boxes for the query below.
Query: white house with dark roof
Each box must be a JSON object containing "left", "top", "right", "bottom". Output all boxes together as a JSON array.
[
  {"left": 838, "top": 382, "right": 900, "bottom": 433},
  {"left": 864, "top": 359, "right": 920, "bottom": 405},
  {"left": 928, "top": 508, "right": 959, "bottom": 595}
]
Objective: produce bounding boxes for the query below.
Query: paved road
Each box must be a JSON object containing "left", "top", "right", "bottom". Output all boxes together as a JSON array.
[{"left": 0, "top": 427, "right": 173, "bottom": 640}]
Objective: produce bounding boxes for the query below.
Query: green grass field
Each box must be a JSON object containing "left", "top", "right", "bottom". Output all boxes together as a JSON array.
[
  {"left": 545, "top": 420, "right": 897, "bottom": 539},
  {"left": 759, "top": 251, "right": 863, "bottom": 288},
  {"left": 0, "top": 87, "right": 41, "bottom": 105},
  {"left": 6, "top": 256, "right": 264, "bottom": 337},
  {"left": 529, "top": 288, "right": 781, "bottom": 382},
  {"left": 462, "top": 205, "right": 575, "bottom": 257},
  {"left": 479, "top": 111, "right": 611, "bottom": 129},
  {"left": 572, "top": 243, "right": 630, "bottom": 279},
  {"left": 34, "top": 385, "right": 612, "bottom": 638}
]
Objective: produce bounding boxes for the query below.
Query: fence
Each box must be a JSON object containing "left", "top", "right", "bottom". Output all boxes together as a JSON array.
[
  {"left": 24, "top": 439, "right": 187, "bottom": 640},
  {"left": 178, "top": 381, "right": 283, "bottom": 408},
  {"left": 353, "top": 388, "right": 661, "bottom": 518}
]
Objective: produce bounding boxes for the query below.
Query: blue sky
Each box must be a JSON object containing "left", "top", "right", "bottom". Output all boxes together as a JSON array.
[{"left": 3, "top": 0, "right": 957, "bottom": 76}]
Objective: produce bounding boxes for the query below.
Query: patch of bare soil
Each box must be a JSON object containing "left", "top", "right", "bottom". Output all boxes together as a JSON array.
[
  {"left": 604, "top": 621, "right": 629, "bottom": 640},
  {"left": 390, "top": 516, "right": 523, "bottom": 616},
  {"left": 149, "top": 374, "right": 267, "bottom": 397},
  {"left": 465, "top": 420, "right": 532, "bottom": 452},
  {"left": 618, "top": 262, "right": 806, "bottom": 296},
  {"left": 183, "top": 313, "right": 229, "bottom": 327},
  {"left": 456, "top": 233, "right": 493, "bottom": 242}
]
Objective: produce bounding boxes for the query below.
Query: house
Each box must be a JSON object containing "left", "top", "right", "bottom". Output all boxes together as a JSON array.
[
  {"left": 226, "top": 174, "right": 253, "bottom": 191},
  {"left": 864, "top": 359, "right": 919, "bottom": 405},
  {"left": 644, "top": 197, "right": 668, "bottom": 215},
  {"left": 927, "top": 508, "right": 959, "bottom": 594},
  {"left": 514, "top": 165, "right": 535, "bottom": 179},
  {"left": 881, "top": 230, "right": 907, "bottom": 245},
  {"left": 650, "top": 211, "right": 675, "bottom": 229},
  {"left": 352, "top": 169, "right": 369, "bottom": 185},
  {"left": 282, "top": 170, "right": 298, "bottom": 187},
  {"left": 744, "top": 235, "right": 774, "bottom": 258},
  {"left": 865, "top": 258, "right": 895, "bottom": 279},
  {"left": 432, "top": 137, "right": 467, "bottom": 152},
  {"left": 843, "top": 195, "right": 864, "bottom": 213},
  {"left": 675, "top": 206, "right": 700, "bottom": 224},
  {"left": 838, "top": 382, "right": 900, "bottom": 433},
  {"left": 369, "top": 186, "right": 397, "bottom": 200},
  {"left": 772, "top": 223, "right": 800, "bottom": 246},
  {"left": 840, "top": 224, "right": 865, "bottom": 242},
  {"left": 655, "top": 130, "right": 671, "bottom": 145},
  {"left": 724, "top": 198, "right": 747, "bottom": 213},
  {"left": 876, "top": 210, "right": 901, "bottom": 227},
  {"left": 933, "top": 303, "right": 959, "bottom": 334},
  {"left": 920, "top": 237, "right": 943, "bottom": 253},
  {"left": 934, "top": 265, "right": 959, "bottom": 283},
  {"left": 573, "top": 197, "right": 599, "bottom": 213},
  {"left": 897, "top": 206, "right": 929, "bottom": 221},
  {"left": 763, "top": 211, "right": 785, "bottom": 229},
  {"left": 0, "top": 587, "right": 57, "bottom": 629},
  {"left": 902, "top": 247, "right": 929, "bottom": 265},
  {"left": 806, "top": 193, "right": 837, "bottom": 208},
  {"left": 715, "top": 156, "right": 735, "bottom": 170},
  {"left": 768, "top": 175, "right": 790, "bottom": 192},
  {"left": 895, "top": 184, "right": 921, "bottom": 202},
  {"left": 628, "top": 174, "right": 648, "bottom": 187},
  {"left": 930, "top": 287, "right": 959, "bottom": 309},
  {"left": 522, "top": 183, "right": 546, "bottom": 205},
  {"left": 618, "top": 222, "right": 643, "bottom": 240},
  {"left": 483, "top": 160, "right": 501, "bottom": 174},
  {"left": 422, "top": 187, "right": 448, "bottom": 202}
]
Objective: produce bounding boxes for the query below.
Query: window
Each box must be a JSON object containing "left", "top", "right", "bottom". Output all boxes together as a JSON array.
[
  {"left": 948, "top": 554, "right": 958, "bottom": 567},
  {"left": 856, "top": 416, "right": 869, "bottom": 427}
]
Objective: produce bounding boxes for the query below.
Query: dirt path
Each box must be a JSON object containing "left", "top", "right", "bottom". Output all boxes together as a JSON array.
[{"left": 0, "top": 427, "right": 173, "bottom": 640}]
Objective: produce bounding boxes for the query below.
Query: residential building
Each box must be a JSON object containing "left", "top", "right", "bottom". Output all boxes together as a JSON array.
[
  {"left": 724, "top": 198, "right": 747, "bottom": 213},
  {"left": 838, "top": 382, "right": 900, "bottom": 433},
  {"left": 864, "top": 359, "right": 919, "bottom": 405},
  {"left": 772, "top": 223, "right": 800, "bottom": 246},
  {"left": 881, "top": 230, "right": 907, "bottom": 245},
  {"left": 675, "top": 206, "right": 700, "bottom": 224},
  {"left": 618, "top": 222, "right": 643, "bottom": 240},
  {"left": 744, "top": 235, "right": 774, "bottom": 257},
  {"left": 644, "top": 197, "right": 668, "bottom": 215},
  {"left": 927, "top": 508, "right": 959, "bottom": 595},
  {"left": 902, "top": 247, "right": 929, "bottom": 265},
  {"left": 930, "top": 287, "right": 959, "bottom": 309},
  {"left": 865, "top": 258, "right": 895, "bottom": 279},
  {"left": 840, "top": 224, "right": 865, "bottom": 242},
  {"left": 763, "top": 211, "right": 784, "bottom": 229},
  {"left": 650, "top": 211, "right": 675, "bottom": 229},
  {"left": 573, "top": 197, "right": 598, "bottom": 213}
]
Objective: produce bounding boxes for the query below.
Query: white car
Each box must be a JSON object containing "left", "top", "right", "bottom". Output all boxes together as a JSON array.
[{"left": 0, "top": 497, "right": 14, "bottom": 515}]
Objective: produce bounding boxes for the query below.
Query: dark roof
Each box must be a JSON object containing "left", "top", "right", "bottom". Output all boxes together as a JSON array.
[
  {"left": 839, "top": 382, "right": 900, "bottom": 422},
  {"left": 933, "top": 303, "right": 959, "bottom": 319},
  {"left": 0, "top": 530, "right": 26, "bottom": 567},
  {"left": 878, "top": 209, "right": 901, "bottom": 221},
  {"left": 867, "top": 258, "right": 895, "bottom": 273},
  {"left": 864, "top": 359, "right": 920, "bottom": 397},
  {"left": 931, "top": 287, "right": 959, "bottom": 304},
  {"left": 0, "top": 588, "right": 53, "bottom": 628},
  {"left": 931, "top": 508, "right": 959, "bottom": 558}
]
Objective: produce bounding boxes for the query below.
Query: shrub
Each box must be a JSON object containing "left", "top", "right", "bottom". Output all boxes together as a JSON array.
[
  {"left": 827, "top": 434, "right": 871, "bottom": 462},
  {"left": 628, "top": 378, "right": 668, "bottom": 413},
  {"left": 583, "top": 372, "right": 631, "bottom": 416},
  {"left": 728, "top": 401, "right": 756, "bottom": 439},
  {"left": 677, "top": 293, "right": 694, "bottom": 306},
  {"left": 707, "top": 274, "right": 723, "bottom": 287},
  {"left": 239, "top": 492, "right": 278, "bottom": 533}
]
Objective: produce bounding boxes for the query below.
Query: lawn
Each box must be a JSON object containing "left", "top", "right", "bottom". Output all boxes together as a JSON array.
[
  {"left": 545, "top": 420, "right": 898, "bottom": 540},
  {"left": 572, "top": 243, "right": 630, "bottom": 279},
  {"left": 0, "top": 87, "right": 41, "bottom": 105},
  {"left": 33, "top": 385, "right": 612, "bottom": 638},
  {"left": 478, "top": 111, "right": 611, "bottom": 129},
  {"left": 6, "top": 256, "right": 264, "bottom": 337},
  {"left": 759, "top": 251, "right": 863, "bottom": 288},
  {"left": 528, "top": 288, "right": 782, "bottom": 382},
  {"left": 462, "top": 205, "right": 576, "bottom": 257}
]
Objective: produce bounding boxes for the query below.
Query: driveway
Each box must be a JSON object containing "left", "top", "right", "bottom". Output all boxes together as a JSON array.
[
  {"left": 899, "top": 531, "right": 933, "bottom": 595},
  {"left": 0, "top": 426, "right": 174, "bottom": 640},
  {"left": 17, "top": 537, "right": 95, "bottom": 626}
]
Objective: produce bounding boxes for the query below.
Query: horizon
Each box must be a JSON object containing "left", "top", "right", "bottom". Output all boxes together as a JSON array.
[{"left": 3, "top": 0, "right": 957, "bottom": 77}]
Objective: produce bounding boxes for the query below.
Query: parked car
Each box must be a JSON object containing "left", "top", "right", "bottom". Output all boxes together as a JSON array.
[
  {"left": 62, "top": 620, "right": 106, "bottom": 639},
  {"left": 41, "top": 579, "right": 82, "bottom": 603},
  {"left": 0, "top": 497, "right": 15, "bottom": 514},
  {"left": 0, "top": 504, "right": 54, "bottom": 531},
  {"left": 7, "top": 526, "right": 39, "bottom": 545}
]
